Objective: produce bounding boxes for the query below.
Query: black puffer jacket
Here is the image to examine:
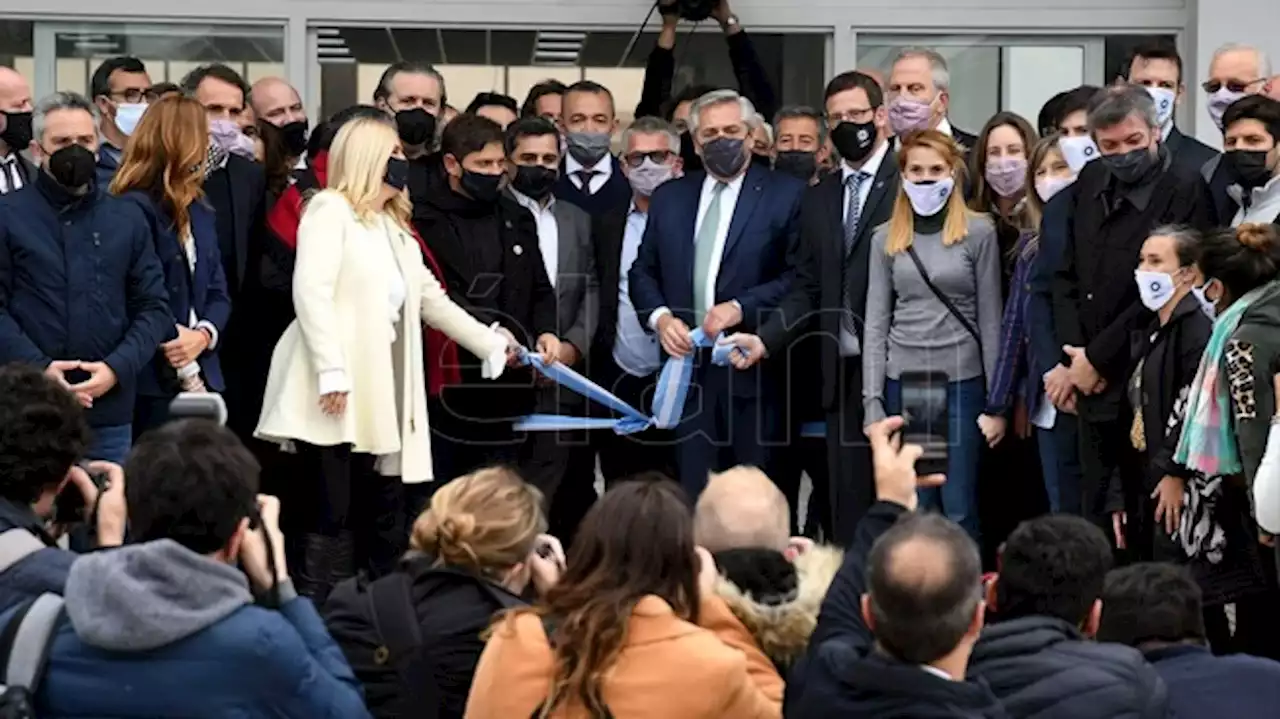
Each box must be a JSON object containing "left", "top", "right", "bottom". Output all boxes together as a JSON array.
[{"left": 968, "top": 616, "right": 1169, "bottom": 719}]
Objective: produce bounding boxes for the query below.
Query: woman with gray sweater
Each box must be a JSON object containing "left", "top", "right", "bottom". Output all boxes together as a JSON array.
[{"left": 863, "top": 129, "right": 1002, "bottom": 540}]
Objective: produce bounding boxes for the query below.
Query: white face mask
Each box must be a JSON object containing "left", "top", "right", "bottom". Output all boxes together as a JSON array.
[
  {"left": 1059, "top": 135, "right": 1100, "bottom": 174},
  {"left": 1145, "top": 86, "right": 1176, "bottom": 130},
  {"left": 902, "top": 177, "right": 956, "bottom": 217},
  {"left": 1209, "top": 88, "right": 1248, "bottom": 129},
  {"left": 115, "top": 102, "right": 148, "bottom": 137},
  {"left": 1035, "top": 175, "right": 1076, "bottom": 204},
  {"left": 1135, "top": 269, "right": 1176, "bottom": 311},
  {"left": 1192, "top": 281, "right": 1218, "bottom": 320}
]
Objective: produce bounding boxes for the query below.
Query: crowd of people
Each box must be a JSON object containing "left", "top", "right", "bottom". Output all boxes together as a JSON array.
[{"left": 5, "top": 0, "right": 1280, "bottom": 713}]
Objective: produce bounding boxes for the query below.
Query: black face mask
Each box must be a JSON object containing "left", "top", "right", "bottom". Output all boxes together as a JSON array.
[
  {"left": 773, "top": 150, "right": 817, "bottom": 181},
  {"left": 1225, "top": 149, "right": 1275, "bottom": 189},
  {"left": 395, "top": 108, "right": 437, "bottom": 147},
  {"left": 831, "top": 120, "right": 877, "bottom": 164},
  {"left": 460, "top": 170, "right": 503, "bottom": 204},
  {"left": 751, "top": 152, "right": 772, "bottom": 170},
  {"left": 0, "top": 111, "right": 32, "bottom": 151},
  {"left": 279, "top": 120, "right": 310, "bottom": 157},
  {"left": 1101, "top": 146, "right": 1157, "bottom": 185},
  {"left": 45, "top": 144, "right": 96, "bottom": 190},
  {"left": 511, "top": 165, "right": 559, "bottom": 200},
  {"left": 384, "top": 157, "right": 410, "bottom": 191},
  {"left": 679, "top": 130, "right": 703, "bottom": 173}
]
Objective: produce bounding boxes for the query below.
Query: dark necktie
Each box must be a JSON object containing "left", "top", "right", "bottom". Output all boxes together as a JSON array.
[
  {"left": 575, "top": 169, "right": 599, "bottom": 196},
  {"left": 1, "top": 158, "right": 20, "bottom": 194},
  {"left": 842, "top": 171, "right": 869, "bottom": 336}
]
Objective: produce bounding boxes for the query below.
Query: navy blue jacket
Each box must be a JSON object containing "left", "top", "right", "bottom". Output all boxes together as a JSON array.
[
  {"left": 0, "top": 499, "right": 73, "bottom": 615},
  {"left": 1026, "top": 183, "right": 1076, "bottom": 381},
  {"left": 95, "top": 143, "right": 123, "bottom": 187},
  {"left": 119, "top": 192, "right": 232, "bottom": 394},
  {"left": 0, "top": 178, "right": 173, "bottom": 427},
  {"left": 786, "top": 502, "right": 1008, "bottom": 718},
  {"left": 1146, "top": 644, "right": 1280, "bottom": 718}
]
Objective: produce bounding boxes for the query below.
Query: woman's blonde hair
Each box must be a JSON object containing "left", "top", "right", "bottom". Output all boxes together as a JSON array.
[
  {"left": 327, "top": 116, "right": 412, "bottom": 230},
  {"left": 885, "top": 129, "right": 975, "bottom": 255},
  {"left": 109, "top": 96, "right": 208, "bottom": 236},
  {"left": 410, "top": 466, "right": 546, "bottom": 576}
]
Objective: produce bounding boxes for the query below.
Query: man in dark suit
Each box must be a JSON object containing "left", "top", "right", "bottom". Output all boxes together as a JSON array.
[
  {"left": 554, "top": 81, "right": 632, "bottom": 218},
  {"left": 1050, "top": 85, "right": 1211, "bottom": 528},
  {"left": 1123, "top": 40, "right": 1218, "bottom": 175},
  {"left": 885, "top": 48, "right": 977, "bottom": 156},
  {"left": 729, "top": 71, "right": 898, "bottom": 544},
  {"left": 1200, "top": 44, "right": 1273, "bottom": 225},
  {"left": 0, "top": 67, "right": 36, "bottom": 195},
  {"left": 181, "top": 63, "right": 268, "bottom": 440},
  {"left": 503, "top": 116, "right": 600, "bottom": 534},
  {"left": 630, "top": 89, "right": 804, "bottom": 496}
]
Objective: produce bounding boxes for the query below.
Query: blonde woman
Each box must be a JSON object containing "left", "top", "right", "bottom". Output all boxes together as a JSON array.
[
  {"left": 862, "top": 129, "right": 1001, "bottom": 540},
  {"left": 325, "top": 466, "right": 561, "bottom": 719},
  {"left": 256, "top": 117, "right": 517, "bottom": 602}
]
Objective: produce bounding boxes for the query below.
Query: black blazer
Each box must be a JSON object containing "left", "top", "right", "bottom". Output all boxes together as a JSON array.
[
  {"left": 0, "top": 153, "right": 38, "bottom": 195},
  {"left": 761, "top": 148, "right": 900, "bottom": 411},
  {"left": 951, "top": 126, "right": 979, "bottom": 157},
  {"left": 1165, "top": 126, "right": 1219, "bottom": 178},
  {"left": 203, "top": 154, "right": 266, "bottom": 299},
  {"left": 1052, "top": 153, "right": 1211, "bottom": 417},
  {"left": 592, "top": 204, "right": 628, "bottom": 359}
]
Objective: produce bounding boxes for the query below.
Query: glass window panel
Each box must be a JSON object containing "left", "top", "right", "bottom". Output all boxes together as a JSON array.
[
  {"left": 246, "top": 62, "right": 286, "bottom": 84},
  {"left": 1003, "top": 47, "right": 1084, "bottom": 128},
  {"left": 1106, "top": 35, "right": 1179, "bottom": 84},
  {"left": 315, "top": 25, "right": 828, "bottom": 123}
]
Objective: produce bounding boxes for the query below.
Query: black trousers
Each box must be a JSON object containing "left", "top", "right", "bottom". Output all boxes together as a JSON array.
[
  {"left": 592, "top": 355, "right": 676, "bottom": 485},
  {"left": 427, "top": 396, "right": 522, "bottom": 483},
  {"left": 294, "top": 442, "right": 405, "bottom": 579},
  {"left": 521, "top": 427, "right": 597, "bottom": 542},
  {"left": 1078, "top": 414, "right": 1145, "bottom": 529},
  {"left": 768, "top": 435, "right": 831, "bottom": 537},
  {"left": 827, "top": 357, "right": 874, "bottom": 547}
]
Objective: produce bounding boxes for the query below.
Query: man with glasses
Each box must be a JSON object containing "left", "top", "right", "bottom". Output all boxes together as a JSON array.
[
  {"left": 725, "top": 71, "right": 897, "bottom": 544},
  {"left": 1202, "top": 43, "right": 1274, "bottom": 225},
  {"left": 90, "top": 57, "right": 152, "bottom": 185}
]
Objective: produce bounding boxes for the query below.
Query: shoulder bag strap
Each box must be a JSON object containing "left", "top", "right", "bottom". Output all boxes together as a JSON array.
[
  {"left": 0, "top": 529, "right": 47, "bottom": 575},
  {"left": 0, "top": 593, "right": 65, "bottom": 692},
  {"left": 368, "top": 572, "right": 438, "bottom": 718},
  {"left": 906, "top": 245, "right": 983, "bottom": 353}
]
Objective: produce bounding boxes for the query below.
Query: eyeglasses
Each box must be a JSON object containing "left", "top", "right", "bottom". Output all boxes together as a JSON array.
[
  {"left": 108, "top": 89, "right": 148, "bottom": 104},
  {"left": 1202, "top": 78, "right": 1264, "bottom": 94},
  {"left": 623, "top": 150, "right": 675, "bottom": 168},
  {"left": 825, "top": 108, "right": 876, "bottom": 125}
]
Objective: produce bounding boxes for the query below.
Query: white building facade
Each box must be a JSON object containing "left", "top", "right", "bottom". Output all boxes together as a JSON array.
[{"left": 1, "top": 0, "right": 1274, "bottom": 146}]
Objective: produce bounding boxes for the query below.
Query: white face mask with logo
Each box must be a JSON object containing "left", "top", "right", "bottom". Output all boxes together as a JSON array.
[
  {"left": 1135, "top": 269, "right": 1176, "bottom": 311},
  {"left": 1059, "top": 135, "right": 1100, "bottom": 174},
  {"left": 902, "top": 177, "right": 956, "bottom": 217},
  {"left": 1145, "top": 86, "right": 1176, "bottom": 130}
]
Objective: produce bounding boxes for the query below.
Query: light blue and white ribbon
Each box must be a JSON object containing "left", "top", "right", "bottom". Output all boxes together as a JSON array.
[{"left": 514, "top": 328, "right": 738, "bottom": 434}]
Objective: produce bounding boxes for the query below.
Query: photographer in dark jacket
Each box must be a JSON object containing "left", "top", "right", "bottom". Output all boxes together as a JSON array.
[
  {"left": 0, "top": 91, "right": 174, "bottom": 463},
  {"left": 415, "top": 114, "right": 561, "bottom": 481},
  {"left": 786, "top": 418, "right": 1006, "bottom": 718},
  {"left": 1050, "top": 84, "right": 1211, "bottom": 525},
  {"left": 325, "top": 467, "right": 560, "bottom": 719},
  {"left": 0, "top": 364, "right": 128, "bottom": 615},
  {"left": 968, "top": 515, "right": 1168, "bottom": 718}
]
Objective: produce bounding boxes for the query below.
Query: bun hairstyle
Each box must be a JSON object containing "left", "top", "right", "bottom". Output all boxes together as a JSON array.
[
  {"left": 410, "top": 466, "right": 546, "bottom": 575},
  {"left": 1197, "top": 223, "right": 1280, "bottom": 305}
]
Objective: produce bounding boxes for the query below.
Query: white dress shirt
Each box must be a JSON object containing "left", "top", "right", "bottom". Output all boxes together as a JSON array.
[
  {"left": 615, "top": 203, "right": 663, "bottom": 377},
  {"left": 565, "top": 152, "right": 613, "bottom": 195},
  {"left": 838, "top": 140, "right": 890, "bottom": 357},
  {"left": 0, "top": 152, "right": 24, "bottom": 195},
  {"left": 511, "top": 188, "right": 559, "bottom": 288},
  {"left": 648, "top": 172, "right": 747, "bottom": 330}
]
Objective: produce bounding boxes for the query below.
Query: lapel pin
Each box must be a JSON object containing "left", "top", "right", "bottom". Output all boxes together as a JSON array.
[{"left": 514, "top": 245, "right": 524, "bottom": 256}]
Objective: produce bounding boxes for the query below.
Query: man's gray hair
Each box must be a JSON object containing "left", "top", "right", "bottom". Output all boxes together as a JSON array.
[
  {"left": 373, "top": 61, "right": 448, "bottom": 106},
  {"left": 33, "top": 91, "right": 98, "bottom": 142},
  {"left": 1087, "top": 83, "right": 1159, "bottom": 133},
  {"left": 688, "top": 89, "right": 757, "bottom": 136},
  {"left": 1212, "top": 43, "right": 1273, "bottom": 79},
  {"left": 622, "top": 115, "right": 681, "bottom": 156},
  {"left": 773, "top": 105, "right": 828, "bottom": 144},
  {"left": 892, "top": 47, "right": 951, "bottom": 93}
]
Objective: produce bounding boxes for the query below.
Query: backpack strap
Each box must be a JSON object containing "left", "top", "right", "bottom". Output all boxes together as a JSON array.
[
  {"left": 366, "top": 572, "right": 423, "bottom": 666},
  {"left": 0, "top": 529, "right": 47, "bottom": 575},
  {"left": 0, "top": 593, "right": 65, "bottom": 694}
]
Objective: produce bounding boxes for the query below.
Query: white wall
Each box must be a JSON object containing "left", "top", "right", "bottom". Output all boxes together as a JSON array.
[{"left": 1190, "top": 0, "right": 1280, "bottom": 147}]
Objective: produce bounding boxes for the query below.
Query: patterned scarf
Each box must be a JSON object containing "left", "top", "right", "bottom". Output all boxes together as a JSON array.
[
  {"left": 1175, "top": 282, "right": 1276, "bottom": 475},
  {"left": 203, "top": 142, "right": 228, "bottom": 180}
]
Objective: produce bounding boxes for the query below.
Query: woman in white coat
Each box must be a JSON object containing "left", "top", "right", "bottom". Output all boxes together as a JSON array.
[{"left": 256, "top": 116, "right": 531, "bottom": 602}]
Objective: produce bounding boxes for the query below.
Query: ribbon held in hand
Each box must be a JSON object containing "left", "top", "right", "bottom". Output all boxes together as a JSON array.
[{"left": 514, "top": 329, "right": 739, "bottom": 434}]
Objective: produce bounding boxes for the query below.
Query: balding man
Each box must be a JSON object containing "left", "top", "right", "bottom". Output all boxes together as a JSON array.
[
  {"left": 695, "top": 466, "right": 842, "bottom": 671},
  {"left": 1266, "top": 75, "right": 1280, "bottom": 102},
  {"left": 249, "top": 76, "right": 309, "bottom": 161},
  {"left": 0, "top": 66, "right": 35, "bottom": 195},
  {"left": 1202, "top": 44, "right": 1274, "bottom": 224}
]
